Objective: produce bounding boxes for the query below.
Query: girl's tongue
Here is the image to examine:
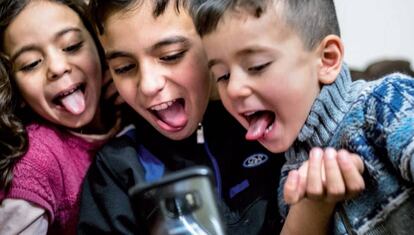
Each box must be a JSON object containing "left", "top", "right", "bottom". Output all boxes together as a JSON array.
[
  {"left": 60, "top": 89, "right": 86, "bottom": 115},
  {"left": 245, "top": 111, "right": 274, "bottom": 141},
  {"left": 156, "top": 101, "right": 187, "bottom": 128}
]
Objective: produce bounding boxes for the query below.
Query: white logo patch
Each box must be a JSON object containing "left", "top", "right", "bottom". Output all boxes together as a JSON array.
[{"left": 243, "top": 153, "right": 269, "bottom": 168}]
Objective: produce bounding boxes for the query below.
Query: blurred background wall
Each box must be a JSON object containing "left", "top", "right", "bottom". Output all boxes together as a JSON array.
[{"left": 334, "top": 0, "right": 414, "bottom": 70}]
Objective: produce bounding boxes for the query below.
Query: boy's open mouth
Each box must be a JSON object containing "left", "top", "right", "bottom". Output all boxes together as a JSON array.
[
  {"left": 149, "top": 98, "right": 188, "bottom": 130},
  {"left": 52, "top": 83, "right": 86, "bottom": 115},
  {"left": 244, "top": 110, "right": 275, "bottom": 141}
]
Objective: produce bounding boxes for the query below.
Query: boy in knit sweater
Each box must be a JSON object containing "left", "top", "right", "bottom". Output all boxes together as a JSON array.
[{"left": 192, "top": 0, "right": 414, "bottom": 234}]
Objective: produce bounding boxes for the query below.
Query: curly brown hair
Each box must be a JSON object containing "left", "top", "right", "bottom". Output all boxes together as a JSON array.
[{"left": 0, "top": 54, "right": 28, "bottom": 190}]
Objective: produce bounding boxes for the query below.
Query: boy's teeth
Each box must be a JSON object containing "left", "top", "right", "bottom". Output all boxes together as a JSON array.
[
  {"left": 155, "top": 100, "right": 187, "bottom": 128},
  {"left": 245, "top": 111, "right": 256, "bottom": 116},
  {"left": 265, "top": 124, "right": 273, "bottom": 133},
  {"left": 151, "top": 101, "right": 174, "bottom": 111}
]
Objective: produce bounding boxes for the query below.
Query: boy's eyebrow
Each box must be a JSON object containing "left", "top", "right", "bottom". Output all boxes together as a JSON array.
[
  {"left": 208, "top": 48, "right": 269, "bottom": 68},
  {"left": 10, "top": 27, "right": 82, "bottom": 62},
  {"left": 106, "top": 36, "right": 190, "bottom": 61},
  {"left": 236, "top": 48, "right": 262, "bottom": 57},
  {"left": 208, "top": 59, "right": 221, "bottom": 69},
  {"left": 149, "top": 36, "right": 190, "bottom": 52},
  {"left": 106, "top": 51, "right": 131, "bottom": 61}
]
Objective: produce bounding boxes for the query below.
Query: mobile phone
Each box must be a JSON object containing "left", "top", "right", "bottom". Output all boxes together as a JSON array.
[{"left": 129, "top": 166, "right": 226, "bottom": 235}]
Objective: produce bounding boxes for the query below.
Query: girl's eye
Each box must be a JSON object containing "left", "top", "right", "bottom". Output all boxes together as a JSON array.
[
  {"left": 248, "top": 62, "right": 271, "bottom": 73},
  {"left": 216, "top": 73, "right": 230, "bottom": 82},
  {"left": 160, "top": 50, "right": 186, "bottom": 62},
  {"left": 113, "top": 64, "right": 136, "bottom": 75},
  {"left": 63, "top": 41, "right": 84, "bottom": 53},
  {"left": 20, "top": 59, "right": 42, "bottom": 72}
]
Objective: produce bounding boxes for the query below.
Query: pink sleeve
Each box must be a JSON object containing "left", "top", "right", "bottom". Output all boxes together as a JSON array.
[
  {"left": 7, "top": 159, "right": 57, "bottom": 220},
  {"left": 6, "top": 125, "right": 62, "bottom": 222}
]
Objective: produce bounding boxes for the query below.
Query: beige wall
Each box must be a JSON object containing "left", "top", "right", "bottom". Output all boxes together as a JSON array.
[{"left": 334, "top": 0, "right": 414, "bottom": 70}]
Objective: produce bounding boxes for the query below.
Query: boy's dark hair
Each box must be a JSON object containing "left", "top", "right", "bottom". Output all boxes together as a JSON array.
[
  {"left": 192, "top": 0, "right": 341, "bottom": 50},
  {"left": 0, "top": 0, "right": 105, "bottom": 190},
  {"left": 88, "top": 0, "right": 192, "bottom": 35}
]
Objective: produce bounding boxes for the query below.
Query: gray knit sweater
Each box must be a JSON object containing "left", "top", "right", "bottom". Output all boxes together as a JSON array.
[{"left": 278, "top": 64, "right": 414, "bottom": 234}]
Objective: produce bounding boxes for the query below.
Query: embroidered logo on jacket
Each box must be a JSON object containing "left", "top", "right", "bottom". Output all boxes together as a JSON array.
[{"left": 243, "top": 153, "right": 269, "bottom": 168}]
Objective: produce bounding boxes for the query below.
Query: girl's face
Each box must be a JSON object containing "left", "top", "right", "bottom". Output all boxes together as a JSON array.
[{"left": 3, "top": 1, "right": 102, "bottom": 128}]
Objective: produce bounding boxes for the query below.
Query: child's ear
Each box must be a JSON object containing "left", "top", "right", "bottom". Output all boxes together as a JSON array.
[{"left": 317, "top": 35, "right": 344, "bottom": 85}]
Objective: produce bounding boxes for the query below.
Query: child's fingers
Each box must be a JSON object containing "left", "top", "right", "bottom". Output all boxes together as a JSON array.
[
  {"left": 104, "top": 82, "right": 119, "bottom": 100},
  {"left": 102, "top": 70, "right": 112, "bottom": 85},
  {"left": 297, "top": 161, "right": 308, "bottom": 199},
  {"left": 350, "top": 152, "right": 364, "bottom": 174},
  {"left": 114, "top": 95, "right": 125, "bottom": 105},
  {"left": 101, "top": 70, "right": 121, "bottom": 101},
  {"left": 284, "top": 170, "right": 301, "bottom": 204},
  {"left": 306, "top": 147, "right": 324, "bottom": 200},
  {"left": 101, "top": 71, "right": 125, "bottom": 106},
  {"left": 324, "top": 148, "right": 345, "bottom": 202},
  {"left": 337, "top": 151, "right": 365, "bottom": 198}
]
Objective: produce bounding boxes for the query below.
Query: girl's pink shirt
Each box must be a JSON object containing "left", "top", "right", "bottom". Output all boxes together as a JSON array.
[{"left": 0, "top": 121, "right": 118, "bottom": 235}]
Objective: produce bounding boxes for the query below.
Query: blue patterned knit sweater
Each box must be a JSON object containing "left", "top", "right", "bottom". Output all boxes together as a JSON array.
[{"left": 278, "top": 64, "right": 414, "bottom": 234}]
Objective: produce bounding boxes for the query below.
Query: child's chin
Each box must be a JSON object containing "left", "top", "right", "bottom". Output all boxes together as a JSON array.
[
  {"left": 156, "top": 123, "right": 191, "bottom": 140},
  {"left": 261, "top": 142, "right": 280, "bottom": 153},
  {"left": 162, "top": 130, "right": 190, "bottom": 141},
  {"left": 259, "top": 138, "right": 288, "bottom": 154}
]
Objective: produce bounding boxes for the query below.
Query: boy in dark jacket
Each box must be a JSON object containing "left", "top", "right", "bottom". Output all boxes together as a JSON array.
[{"left": 78, "top": 0, "right": 364, "bottom": 234}]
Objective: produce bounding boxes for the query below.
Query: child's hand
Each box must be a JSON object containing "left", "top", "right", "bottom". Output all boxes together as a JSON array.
[
  {"left": 284, "top": 147, "right": 365, "bottom": 205},
  {"left": 102, "top": 70, "right": 124, "bottom": 106}
]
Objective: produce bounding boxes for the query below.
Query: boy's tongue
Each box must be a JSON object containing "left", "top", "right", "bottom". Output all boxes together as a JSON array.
[
  {"left": 156, "top": 101, "right": 187, "bottom": 128},
  {"left": 245, "top": 112, "right": 273, "bottom": 141},
  {"left": 60, "top": 89, "right": 86, "bottom": 115}
]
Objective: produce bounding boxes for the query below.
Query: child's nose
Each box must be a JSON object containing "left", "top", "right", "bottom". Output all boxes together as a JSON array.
[
  {"left": 138, "top": 63, "right": 166, "bottom": 96},
  {"left": 47, "top": 53, "right": 71, "bottom": 80},
  {"left": 226, "top": 71, "right": 251, "bottom": 99}
]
